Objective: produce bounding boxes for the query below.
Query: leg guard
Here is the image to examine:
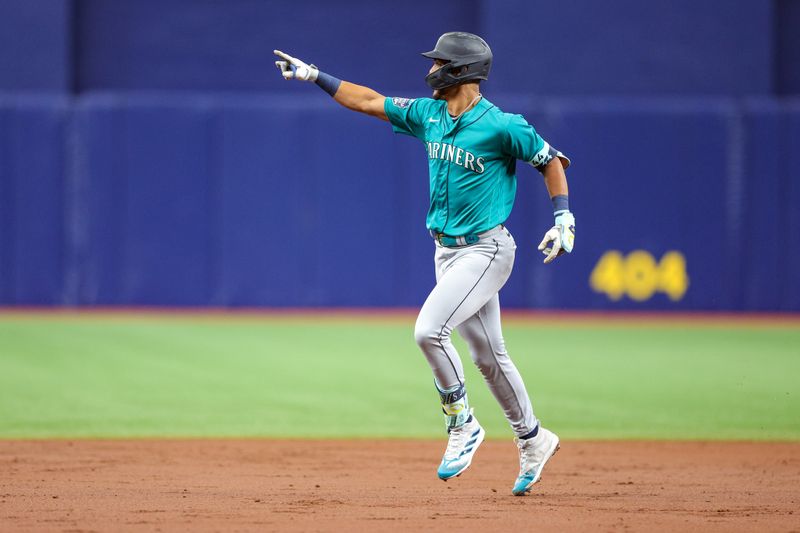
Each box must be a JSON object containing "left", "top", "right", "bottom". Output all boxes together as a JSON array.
[{"left": 436, "top": 381, "right": 470, "bottom": 429}]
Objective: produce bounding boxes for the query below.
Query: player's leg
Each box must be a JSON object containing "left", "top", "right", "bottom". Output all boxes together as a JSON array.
[
  {"left": 414, "top": 234, "right": 514, "bottom": 480},
  {"left": 456, "top": 295, "right": 537, "bottom": 436},
  {"left": 414, "top": 237, "right": 513, "bottom": 398},
  {"left": 457, "top": 295, "right": 560, "bottom": 496}
]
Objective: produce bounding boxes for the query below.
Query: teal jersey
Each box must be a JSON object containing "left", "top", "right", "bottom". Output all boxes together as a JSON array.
[{"left": 384, "top": 96, "right": 569, "bottom": 236}]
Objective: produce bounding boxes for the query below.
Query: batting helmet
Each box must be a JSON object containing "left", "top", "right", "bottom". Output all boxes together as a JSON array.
[{"left": 422, "top": 32, "right": 492, "bottom": 90}]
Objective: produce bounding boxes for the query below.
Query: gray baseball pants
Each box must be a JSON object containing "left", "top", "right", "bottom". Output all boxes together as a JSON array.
[{"left": 414, "top": 225, "right": 538, "bottom": 437}]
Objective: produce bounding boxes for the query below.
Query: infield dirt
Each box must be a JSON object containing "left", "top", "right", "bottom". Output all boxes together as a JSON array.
[{"left": 1, "top": 440, "right": 798, "bottom": 532}]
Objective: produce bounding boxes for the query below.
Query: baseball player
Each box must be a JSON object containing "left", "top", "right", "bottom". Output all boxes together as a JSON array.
[{"left": 274, "top": 31, "right": 574, "bottom": 496}]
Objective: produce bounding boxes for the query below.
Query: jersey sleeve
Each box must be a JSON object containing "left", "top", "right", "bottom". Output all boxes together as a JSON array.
[
  {"left": 504, "top": 114, "right": 571, "bottom": 171},
  {"left": 384, "top": 97, "right": 435, "bottom": 140}
]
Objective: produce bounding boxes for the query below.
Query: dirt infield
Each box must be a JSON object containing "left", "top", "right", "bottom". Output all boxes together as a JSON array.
[{"left": 1, "top": 440, "right": 798, "bottom": 532}]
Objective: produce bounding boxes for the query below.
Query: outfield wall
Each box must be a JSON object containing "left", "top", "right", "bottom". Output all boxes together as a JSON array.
[
  {"left": 1, "top": 94, "right": 798, "bottom": 311},
  {"left": 1, "top": 0, "right": 798, "bottom": 310}
]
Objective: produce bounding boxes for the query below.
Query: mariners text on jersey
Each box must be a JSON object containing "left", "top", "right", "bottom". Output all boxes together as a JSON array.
[{"left": 425, "top": 142, "right": 486, "bottom": 173}]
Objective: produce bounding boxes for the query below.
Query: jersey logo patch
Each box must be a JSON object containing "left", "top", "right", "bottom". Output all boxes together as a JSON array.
[{"left": 392, "top": 97, "right": 415, "bottom": 109}]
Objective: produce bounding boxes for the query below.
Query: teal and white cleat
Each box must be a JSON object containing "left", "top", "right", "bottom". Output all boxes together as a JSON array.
[
  {"left": 512, "top": 427, "right": 560, "bottom": 495},
  {"left": 437, "top": 409, "right": 485, "bottom": 480}
]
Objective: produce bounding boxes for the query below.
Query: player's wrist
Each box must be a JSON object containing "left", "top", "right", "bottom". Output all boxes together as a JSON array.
[
  {"left": 315, "top": 71, "right": 341, "bottom": 96},
  {"left": 551, "top": 194, "right": 569, "bottom": 217}
]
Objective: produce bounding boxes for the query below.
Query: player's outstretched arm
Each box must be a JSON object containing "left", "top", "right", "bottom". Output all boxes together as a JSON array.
[
  {"left": 331, "top": 81, "right": 388, "bottom": 121},
  {"left": 274, "top": 50, "right": 387, "bottom": 121}
]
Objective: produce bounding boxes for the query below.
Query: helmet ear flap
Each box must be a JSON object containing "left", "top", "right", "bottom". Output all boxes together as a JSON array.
[
  {"left": 425, "top": 62, "right": 482, "bottom": 90},
  {"left": 425, "top": 62, "right": 460, "bottom": 90}
]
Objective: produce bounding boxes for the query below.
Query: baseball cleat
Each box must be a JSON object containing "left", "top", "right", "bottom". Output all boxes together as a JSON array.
[
  {"left": 437, "top": 409, "right": 485, "bottom": 480},
  {"left": 512, "top": 427, "right": 560, "bottom": 495}
]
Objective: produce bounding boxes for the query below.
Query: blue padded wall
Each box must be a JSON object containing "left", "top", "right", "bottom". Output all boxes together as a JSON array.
[
  {"left": 739, "top": 101, "right": 800, "bottom": 310},
  {"left": 74, "top": 96, "right": 218, "bottom": 305},
  {"left": 0, "top": 97, "right": 69, "bottom": 304},
  {"left": 497, "top": 98, "right": 736, "bottom": 310},
  {"left": 71, "top": 94, "right": 436, "bottom": 307},
  {"left": 1, "top": 94, "right": 799, "bottom": 310},
  {"left": 216, "top": 97, "right": 405, "bottom": 306}
]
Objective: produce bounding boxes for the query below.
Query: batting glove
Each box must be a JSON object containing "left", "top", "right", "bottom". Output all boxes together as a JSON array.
[
  {"left": 538, "top": 211, "right": 575, "bottom": 264},
  {"left": 274, "top": 50, "right": 319, "bottom": 82}
]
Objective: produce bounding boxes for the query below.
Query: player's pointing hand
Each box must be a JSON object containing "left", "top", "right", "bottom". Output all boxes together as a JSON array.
[{"left": 274, "top": 50, "right": 319, "bottom": 82}]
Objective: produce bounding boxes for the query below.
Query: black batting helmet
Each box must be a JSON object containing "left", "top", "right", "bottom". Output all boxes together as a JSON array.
[{"left": 422, "top": 32, "right": 492, "bottom": 90}]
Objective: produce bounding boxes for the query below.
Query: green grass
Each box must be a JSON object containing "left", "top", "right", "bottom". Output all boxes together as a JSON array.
[{"left": 0, "top": 314, "right": 798, "bottom": 440}]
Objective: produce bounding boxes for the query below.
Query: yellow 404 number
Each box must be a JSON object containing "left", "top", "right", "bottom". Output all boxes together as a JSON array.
[{"left": 590, "top": 250, "right": 689, "bottom": 302}]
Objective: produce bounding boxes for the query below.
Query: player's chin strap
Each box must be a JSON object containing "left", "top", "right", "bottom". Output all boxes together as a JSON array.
[
  {"left": 436, "top": 381, "right": 470, "bottom": 430},
  {"left": 449, "top": 93, "right": 482, "bottom": 121}
]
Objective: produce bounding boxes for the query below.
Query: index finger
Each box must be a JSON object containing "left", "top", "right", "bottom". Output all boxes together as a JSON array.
[{"left": 273, "top": 50, "right": 294, "bottom": 62}]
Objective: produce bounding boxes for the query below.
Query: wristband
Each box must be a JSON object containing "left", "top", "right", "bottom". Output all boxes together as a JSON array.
[
  {"left": 315, "top": 71, "right": 342, "bottom": 97},
  {"left": 551, "top": 194, "right": 569, "bottom": 216}
]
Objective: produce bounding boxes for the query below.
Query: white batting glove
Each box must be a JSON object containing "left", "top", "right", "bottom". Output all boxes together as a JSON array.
[
  {"left": 538, "top": 211, "right": 575, "bottom": 264},
  {"left": 274, "top": 50, "right": 319, "bottom": 82}
]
